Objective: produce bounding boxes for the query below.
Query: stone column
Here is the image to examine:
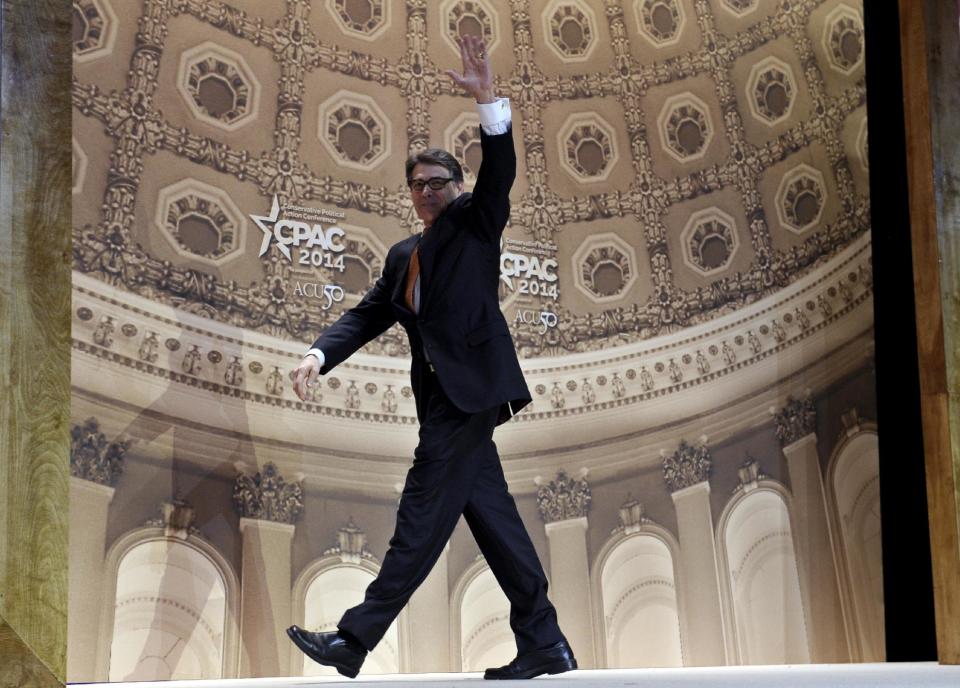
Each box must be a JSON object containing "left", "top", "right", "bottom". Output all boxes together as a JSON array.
[
  {"left": 233, "top": 462, "right": 304, "bottom": 678},
  {"left": 664, "top": 440, "right": 726, "bottom": 666},
  {"left": 67, "top": 417, "right": 130, "bottom": 683},
  {"left": 536, "top": 469, "right": 595, "bottom": 668},
  {"left": 775, "top": 398, "right": 850, "bottom": 662},
  {"left": 406, "top": 542, "right": 451, "bottom": 672}
]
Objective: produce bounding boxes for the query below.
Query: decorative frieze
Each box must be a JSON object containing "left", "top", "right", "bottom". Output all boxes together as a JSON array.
[
  {"left": 536, "top": 469, "right": 591, "bottom": 523},
  {"left": 70, "top": 417, "right": 132, "bottom": 487},
  {"left": 662, "top": 439, "right": 712, "bottom": 493},
  {"left": 774, "top": 396, "right": 817, "bottom": 446},
  {"left": 232, "top": 461, "right": 304, "bottom": 525}
]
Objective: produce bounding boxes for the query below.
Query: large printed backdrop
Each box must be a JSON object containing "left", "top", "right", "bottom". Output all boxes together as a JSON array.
[{"left": 70, "top": 0, "right": 880, "bottom": 682}]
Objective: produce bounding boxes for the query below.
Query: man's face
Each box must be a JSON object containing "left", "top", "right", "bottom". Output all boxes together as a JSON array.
[{"left": 409, "top": 163, "right": 463, "bottom": 229}]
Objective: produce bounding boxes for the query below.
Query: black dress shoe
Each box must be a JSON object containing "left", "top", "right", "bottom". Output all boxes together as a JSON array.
[
  {"left": 484, "top": 641, "right": 577, "bottom": 680},
  {"left": 286, "top": 626, "right": 366, "bottom": 679}
]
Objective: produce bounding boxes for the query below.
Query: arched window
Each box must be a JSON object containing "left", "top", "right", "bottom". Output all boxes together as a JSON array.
[
  {"left": 597, "top": 533, "right": 683, "bottom": 668},
  {"left": 719, "top": 488, "right": 809, "bottom": 665},
  {"left": 454, "top": 562, "right": 513, "bottom": 672},
  {"left": 828, "top": 430, "right": 884, "bottom": 660},
  {"left": 295, "top": 561, "right": 401, "bottom": 675},
  {"left": 107, "top": 537, "right": 230, "bottom": 681}
]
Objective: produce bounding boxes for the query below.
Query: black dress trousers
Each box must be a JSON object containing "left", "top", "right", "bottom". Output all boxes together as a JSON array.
[{"left": 336, "top": 366, "right": 566, "bottom": 656}]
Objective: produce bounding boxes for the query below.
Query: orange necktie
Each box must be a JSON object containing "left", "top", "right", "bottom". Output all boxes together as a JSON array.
[{"left": 404, "top": 242, "right": 421, "bottom": 313}]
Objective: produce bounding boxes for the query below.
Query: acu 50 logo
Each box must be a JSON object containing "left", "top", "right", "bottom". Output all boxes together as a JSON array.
[{"left": 251, "top": 195, "right": 346, "bottom": 272}]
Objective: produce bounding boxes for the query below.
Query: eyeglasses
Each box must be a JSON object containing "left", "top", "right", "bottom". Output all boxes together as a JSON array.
[{"left": 407, "top": 176, "right": 454, "bottom": 193}]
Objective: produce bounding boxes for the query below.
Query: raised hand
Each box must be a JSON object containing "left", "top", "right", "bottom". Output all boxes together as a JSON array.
[{"left": 445, "top": 33, "right": 495, "bottom": 104}]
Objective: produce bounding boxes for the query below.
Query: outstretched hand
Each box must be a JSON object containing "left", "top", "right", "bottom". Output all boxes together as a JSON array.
[
  {"left": 291, "top": 355, "right": 320, "bottom": 402},
  {"left": 445, "top": 33, "right": 495, "bottom": 104}
]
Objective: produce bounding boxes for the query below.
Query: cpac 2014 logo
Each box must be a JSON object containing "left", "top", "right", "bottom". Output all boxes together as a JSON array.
[
  {"left": 251, "top": 195, "right": 346, "bottom": 270},
  {"left": 499, "top": 244, "right": 559, "bottom": 300}
]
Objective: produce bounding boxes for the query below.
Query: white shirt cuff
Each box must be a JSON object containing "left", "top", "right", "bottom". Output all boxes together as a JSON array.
[
  {"left": 305, "top": 348, "right": 325, "bottom": 369},
  {"left": 477, "top": 97, "right": 511, "bottom": 135}
]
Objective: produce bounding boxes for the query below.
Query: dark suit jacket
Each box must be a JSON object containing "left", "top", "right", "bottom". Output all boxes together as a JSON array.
[{"left": 311, "top": 127, "right": 531, "bottom": 425}]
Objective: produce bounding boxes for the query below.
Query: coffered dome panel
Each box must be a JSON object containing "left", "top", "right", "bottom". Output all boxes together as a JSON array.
[
  {"left": 326, "top": 0, "right": 391, "bottom": 41},
  {"left": 177, "top": 42, "right": 261, "bottom": 132},
  {"left": 776, "top": 164, "right": 827, "bottom": 235},
  {"left": 154, "top": 179, "right": 247, "bottom": 267},
  {"left": 822, "top": 4, "right": 864, "bottom": 76},
  {"left": 634, "top": 0, "right": 686, "bottom": 47},
  {"left": 318, "top": 91, "right": 391, "bottom": 171},
  {"left": 555, "top": 219, "right": 652, "bottom": 313},
  {"left": 558, "top": 113, "right": 619, "bottom": 183},
  {"left": 758, "top": 145, "right": 843, "bottom": 254},
  {"left": 680, "top": 208, "right": 741, "bottom": 277},
  {"left": 541, "top": 0, "right": 598, "bottom": 63},
  {"left": 663, "top": 188, "right": 753, "bottom": 291},
  {"left": 440, "top": 0, "right": 501, "bottom": 56},
  {"left": 72, "top": 0, "right": 117, "bottom": 63},
  {"left": 729, "top": 38, "right": 813, "bottom": 150},
  {"left": 747, "top": 57, "right": 797, "bottom": 126},
  {"left": 657, "top": 93, "right": 714, "bottom": 164},
  {"left": 540, "top": 99, "right": 630, "bottom": 197},
  {"left": 572, "top": 233, "right": 639, "bottom": 304}
]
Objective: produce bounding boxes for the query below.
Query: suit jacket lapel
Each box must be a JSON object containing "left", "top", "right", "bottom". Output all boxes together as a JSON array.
[{"left": 417, "top": 196, "right": 469, "bottom": 315}]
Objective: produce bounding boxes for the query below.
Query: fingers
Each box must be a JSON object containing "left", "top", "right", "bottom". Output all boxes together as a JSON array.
[
  {"left": 445, "top": 68, "right": 465, "bottom": 88},
  {"left": 457, "top": 34, "right": 488, "bottom": 70},
  {"left": 293, "top": 366, "right": 305, "bottom": 401},
  {"left": 292, "top": 361, "right": 318, "bottom": 402}
]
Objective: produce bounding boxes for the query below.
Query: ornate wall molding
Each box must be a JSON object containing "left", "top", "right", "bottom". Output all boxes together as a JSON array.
[{"left": 70, "top": 234, "right": 873, "bottom": 433}]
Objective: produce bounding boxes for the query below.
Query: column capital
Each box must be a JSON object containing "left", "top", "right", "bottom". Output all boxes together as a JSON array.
[
  {"left": 773, "top": 396, "right": 817, "bottom": 447},
  {"left": 662, "top": 439, "right": 712, "bottom": 493},
  {"left": 535, "top": 469, "right": 591, "bottom": 523},
  {"left": 70, "top": 417, "right": 132, "bottom": 487},
  {"left": 232, "top": 461, "right": 304, "bottom": 525}
]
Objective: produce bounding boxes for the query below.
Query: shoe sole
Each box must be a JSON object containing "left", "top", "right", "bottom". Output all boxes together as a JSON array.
[
  {"left": 286, "top": 627, "right": 360, "bottom": 679},
  {"left": 484, "top": 657, "right": 578, "bottom": 680}
]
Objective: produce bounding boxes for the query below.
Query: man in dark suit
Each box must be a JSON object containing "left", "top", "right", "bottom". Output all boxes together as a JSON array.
[{"left": 286, "top": 36, "right": 575, "bottom": 680}]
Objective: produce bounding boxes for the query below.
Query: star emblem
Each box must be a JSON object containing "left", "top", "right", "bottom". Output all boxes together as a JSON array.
[{"left": 251, "top": 194, "right": 290, "bottom": 260}]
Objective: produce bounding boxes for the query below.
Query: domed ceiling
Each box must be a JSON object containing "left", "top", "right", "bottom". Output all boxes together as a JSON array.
[{"left": 72, "top": 0, "right": 868, "bottom": 362}]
